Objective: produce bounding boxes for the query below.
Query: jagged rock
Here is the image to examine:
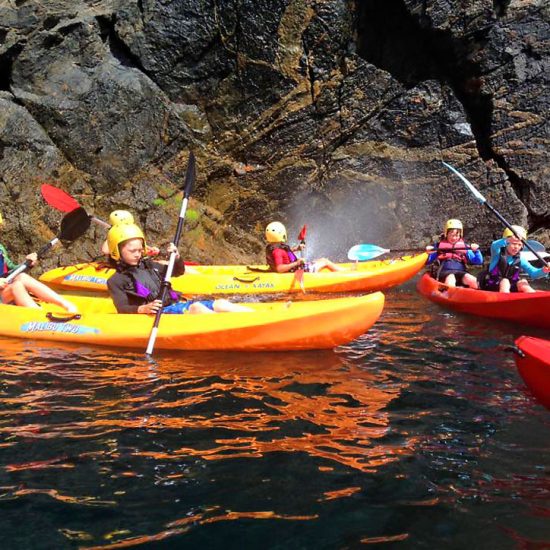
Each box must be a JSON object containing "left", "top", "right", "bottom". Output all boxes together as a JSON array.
[{"left": 0, "top": 0, "right": 547, "bottom": 266}]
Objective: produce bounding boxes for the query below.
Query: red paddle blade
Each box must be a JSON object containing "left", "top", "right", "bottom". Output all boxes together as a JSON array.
[
  {"left": 41, "top": 184, "right": 81, "bottom": 213},
  {"left": 298, "top": 224, "right": 307, "bottom": 242}
]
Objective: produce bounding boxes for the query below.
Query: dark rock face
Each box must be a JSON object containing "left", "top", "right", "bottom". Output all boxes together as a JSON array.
[{"left": 0, "top": 0, "right": 548, "bottom": 266}]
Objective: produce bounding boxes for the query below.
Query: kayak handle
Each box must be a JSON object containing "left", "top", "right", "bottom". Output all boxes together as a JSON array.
[
  {"left": 233, "top": 276, "right": 260, "bottom": 284},
  {"left": 46, "top": 312, "right": 82, "bottom": 323}
]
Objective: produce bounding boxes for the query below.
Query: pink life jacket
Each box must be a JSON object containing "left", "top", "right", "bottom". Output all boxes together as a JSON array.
[{"left": 437, "top": 239, "right": 467, "bottom": 263}]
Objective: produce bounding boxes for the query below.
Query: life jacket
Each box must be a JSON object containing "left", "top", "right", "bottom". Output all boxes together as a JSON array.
[
  {"left": 266, "top": 243, "right": 298, "bottom": 272},
  {"left": 437, "top": 239, "right": 468, "bottom": 263},
  {"left": 485, "top": 246, "right": 521, "bottom": 284},
  {"left": 116, "top": 259, "right": 181, "bottom": 306}
]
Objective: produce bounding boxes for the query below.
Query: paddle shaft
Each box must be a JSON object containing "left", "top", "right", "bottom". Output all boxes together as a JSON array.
[
  {"left": 481, "top": 201, "right": 548, "bottom": 266},
  {"left": 146, "top": 152, "right": 196, "bottom": 356},
  {"left": 442, "top": 162, "right": 548, "bottom": 267},
  {"left": 5, "top": 207, "right": 91, "bottom": 283},
  {"left": 5, "top": 239, "right": 60, "bottom": 282}
]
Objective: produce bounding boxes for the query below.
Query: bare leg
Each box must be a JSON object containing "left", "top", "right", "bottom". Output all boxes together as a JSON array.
[
  {"left": 9, "top": 273, "right": 77, "bottom": 312},
  {"left": 2, "top": 280, "right": 41, "bottom": 308},
  {"left": 444, "top": 273, "right": 457, "bottom": 287},
  {"left": 499, "top": 278, "right": 511, "bottom": 293},
  {"left": 462, "top": 273, "right": 479, "bottom": 289},
  {"left": 313, "top": 258, "right": 344, "bottom": 272},
  {"left": 517, "top": 279, "right": 536, "bottom": 293}
]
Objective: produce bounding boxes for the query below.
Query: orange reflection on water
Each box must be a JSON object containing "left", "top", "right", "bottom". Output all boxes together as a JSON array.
[
  {"left": 83, "top": 507, "right": 318, "bottom": 550},
  {"left": 319, "top": 486, "right": 362, "bottom": 501},
  {"left": 0, "top": 336, "right": 416, "bottom": 477}
]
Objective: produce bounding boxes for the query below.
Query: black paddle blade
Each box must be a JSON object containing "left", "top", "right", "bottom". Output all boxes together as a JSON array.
[
  {"left": 183, "top": 151, "right": 196, "bottom": 198},
  {"left": 59, "top": 207, "right": 91, "bottom": 241}
]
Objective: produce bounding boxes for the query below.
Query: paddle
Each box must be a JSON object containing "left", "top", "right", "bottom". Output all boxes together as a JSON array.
[
  {"left": 347, "top": 240, "right": 546, "bottom": 262},
  {"left": 41, "top": 184, "right": 110, "bottom": 228},
  {"left": 6, "top": 207, "right": 91, "bottom": 282},
  {"left": 294, "top": 224, "right": 307, "bottom": 292},
  {"left": 348, "top": 244, "right": 435, "bottom": 261},
  {"left": 442, "top": 162, "right": 549, "bottom": 267},
  {"left": 145, "top": 152, "right": 196, "bottom": 357}
]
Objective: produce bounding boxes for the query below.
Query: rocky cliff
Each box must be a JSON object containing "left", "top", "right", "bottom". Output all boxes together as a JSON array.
[{"left": 0, "top": 0, "right": 548, "bottom": 266}]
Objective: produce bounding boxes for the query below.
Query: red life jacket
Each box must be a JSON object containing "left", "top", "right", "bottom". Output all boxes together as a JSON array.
[
  {"left": 265, "top": 243, "right": 298, "bottom": 272},
  {"left": 437, "top": 239, "right": 467, "bottom": 263}
]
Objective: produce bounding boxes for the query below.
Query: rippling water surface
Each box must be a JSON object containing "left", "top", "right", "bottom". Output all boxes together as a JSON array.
[{"left": 1, "top": 289, "right": 548, "bottom": 549}]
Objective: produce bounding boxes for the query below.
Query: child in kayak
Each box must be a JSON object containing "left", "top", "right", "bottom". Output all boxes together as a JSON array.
[
  {"left": 265, "top": 221, "right": 344, "bottom": 273},
  {"left": 106, "top": 223, "right": 251, "bottom": 314},
  {"left": 478, "top": 225, "right": 550, "bottom": 293},
  {"left": 100, "top": 210, "right": 160, "bottom": 257},
  {"left": 427, "top": 219, "right": 483, "bottom": 288},
  {"left": 0, "top": 213, "right": 77, "bottom": 311}
]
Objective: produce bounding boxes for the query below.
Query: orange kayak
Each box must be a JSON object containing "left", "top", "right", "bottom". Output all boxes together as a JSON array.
[
  {"left": 0, "top": 292, "right": 384, "bottom": 351},
  {"left": 38, "top": 254, "right": 427, "bottom": 295},
  {"left": 417, "top": 273, "right": 550, "bottom": 328},
  {"left": 514, "top": 336, "right": 550, "bottom": 409}
]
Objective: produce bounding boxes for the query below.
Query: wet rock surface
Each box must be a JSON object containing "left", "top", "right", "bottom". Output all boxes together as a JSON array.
[{"left": 0, "top": 0, "right": 548, "bottom": 266}]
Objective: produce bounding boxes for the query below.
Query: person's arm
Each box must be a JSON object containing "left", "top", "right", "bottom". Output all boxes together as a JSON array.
[
  {"left": 0, "top": 244, "right": 18, "bottom": 270},
  {"left": 272, "top": 248, "right": 304, "bottom": 273},
  {"left": 519, "top": 257, "right": 547, "bottom": 280},
  {"left": 172, "top": 255, "right": 185, "bottom": 277},
  {"left": 425, "top": 243, "right": 438, "bottom": 265},
  {"left": 488, "top": 238, "right": 506, "bottom": 271},
  {"left": 466, "top": 246, "right": 483, "bottom": 265}
]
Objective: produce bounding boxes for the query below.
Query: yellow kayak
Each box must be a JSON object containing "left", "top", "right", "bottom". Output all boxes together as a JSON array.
[
  {"left": 0, "top": 292, "right": 385, "bottom": 351},
  {"left": 39, "top": 253, "right": 427, "bottom": 295}
]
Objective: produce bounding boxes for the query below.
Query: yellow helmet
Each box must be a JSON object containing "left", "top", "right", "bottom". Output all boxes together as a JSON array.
[
  {"left": 109, "top": 210, "right": 134, "bottom": 226},
  {"left": 107, "top": 223, "right": 146, "bottom": 261},
  {"left": 445, "top": 219, "right": 463, "bottom": 236},
  {"left": 0, "top": 212, "right": 3, "bottom": 225},
  {"left": 503, "top": 225, "right": 527, "bottom": 241},
  {"left": 265, "top": 221, "right": 287, "bottom": 243}
]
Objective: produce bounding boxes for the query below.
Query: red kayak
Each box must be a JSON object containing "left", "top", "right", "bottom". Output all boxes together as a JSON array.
[
  {"left": 417, "top": 273, "right": 550, "bottom": 329},
  {"left": 514, "top": 336, "right": 550, "bottom": 409}
]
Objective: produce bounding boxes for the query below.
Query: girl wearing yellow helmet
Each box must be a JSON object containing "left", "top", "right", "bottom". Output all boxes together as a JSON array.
[
  {"left": 106, "top": 224, "right": 250, "bottom": 314},
  {"left": 100, "top": 211, "right": 160, "bottom": 257},
  {"left": 264, "top": 221, "right": 343, "bottom": 273},
  {"left": 479, "top": 226, "right": 550, "bottom": 293},
  {"left": 0, "top": 215, "right": 77, "bottom": 311},
  {"left": 426, "top": 219, "right": 483, "bottom": 289}
]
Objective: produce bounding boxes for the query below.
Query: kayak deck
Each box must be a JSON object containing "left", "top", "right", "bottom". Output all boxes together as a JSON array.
[
  {"left": 0, "top": 292, "right": 385, "bottom": 351},
  {"left": 417, "top": 273, "right": 550, "bottom": 329},
  {"left": 38, "top": 254, "right": 427, "bottom": 295}
]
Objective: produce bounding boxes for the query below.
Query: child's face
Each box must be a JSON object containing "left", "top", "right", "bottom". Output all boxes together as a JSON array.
[
  {"left": 446, "top": 229, "right": 461, "bottom": 244},
  {"left": 120, "top": 238, "right": 145, "bottom": 265},
  {"left": 506, "top": 237, "right": 523, "bottom": 256}
]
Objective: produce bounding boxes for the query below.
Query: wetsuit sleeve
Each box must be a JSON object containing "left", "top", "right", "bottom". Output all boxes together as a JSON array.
[
  {"left": 107, "top": 274, "right": 140, "bottom": 314},
  {"left": 488, "top": 238, "right": 506, "bottom": 271},
  {"left": 0, "top": 243, "right": 18, "bottom": 270},
  {"left": 466, "top": 249, "right": 483, "bottom": 265},
  {"left": 173, "top": 256, "right": 185, "bottom": 277},
  {"left": 519, "top": 258, "right": 546, "bottom": 280},
  {"left": 426, "top": 243, "right": 439, "bottom": 265},
  {"left": 152, "top": 258, "right": 185, "bottom": 278}
]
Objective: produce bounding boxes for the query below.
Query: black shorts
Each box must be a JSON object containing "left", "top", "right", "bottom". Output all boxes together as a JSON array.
[{"left": 437, "top": 270, "right": 467, "bottom": 284}]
